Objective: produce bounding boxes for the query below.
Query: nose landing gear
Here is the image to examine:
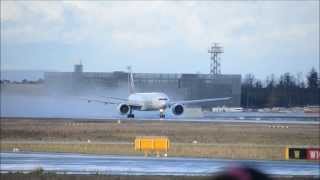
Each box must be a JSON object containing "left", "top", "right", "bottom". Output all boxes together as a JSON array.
[{"left": 160, "top": 109, "right": 165, "bottom": 119}]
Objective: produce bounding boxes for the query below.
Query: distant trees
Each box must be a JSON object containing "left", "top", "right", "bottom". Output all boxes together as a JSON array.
[
  {"left": 307, "top": 68, "right": 319, "bottom": 89},
  {"left": 241, "top": 68, "right": 320, "bottom": 108}
]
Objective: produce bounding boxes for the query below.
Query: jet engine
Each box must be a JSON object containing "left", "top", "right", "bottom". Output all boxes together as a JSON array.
[
  {"left": 117, "top": 103, "right": 130, "bottom": 114},
  {"left": 171, "top": 104, "right": 184, "bottom": 115}
]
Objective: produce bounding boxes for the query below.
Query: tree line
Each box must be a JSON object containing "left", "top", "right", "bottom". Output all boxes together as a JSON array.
[{"left": 241, "top": 68, "right": 319, "bottom": 108}]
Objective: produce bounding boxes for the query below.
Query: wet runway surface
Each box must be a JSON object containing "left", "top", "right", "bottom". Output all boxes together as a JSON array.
[
  {"left": 1, "top": 95, "right": 319, "bottom": 123},
  {"left": 1, "top": 152, "right": 319, "bottom": 176}
]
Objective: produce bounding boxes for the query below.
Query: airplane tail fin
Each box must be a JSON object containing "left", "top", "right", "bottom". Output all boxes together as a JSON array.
[{"left": 127, "top": 66, "right": 135, "bottom": 94}]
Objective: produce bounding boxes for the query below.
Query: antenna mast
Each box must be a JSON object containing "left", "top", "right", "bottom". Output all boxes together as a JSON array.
[{"left": 208, "top": 43, "right": 224, "bottom": 76}]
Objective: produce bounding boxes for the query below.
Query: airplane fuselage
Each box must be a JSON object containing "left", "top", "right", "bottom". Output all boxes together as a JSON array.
[{"left": 128, "top": 92, "right": 170, "bottom": 111}]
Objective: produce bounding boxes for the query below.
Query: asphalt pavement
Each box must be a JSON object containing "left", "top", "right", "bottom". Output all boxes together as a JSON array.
[{"left": 1, "top": 152, "right": 319, "bottom": 176}]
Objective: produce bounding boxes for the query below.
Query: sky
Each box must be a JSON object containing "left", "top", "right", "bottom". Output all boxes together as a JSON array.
[{"left": 1, "top": 1, "right": 319, "bottom": 79}]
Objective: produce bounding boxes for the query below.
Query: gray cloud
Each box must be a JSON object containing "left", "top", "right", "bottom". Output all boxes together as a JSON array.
[{"left": 1, "top": 1, "right": 318, "bottom": 77}]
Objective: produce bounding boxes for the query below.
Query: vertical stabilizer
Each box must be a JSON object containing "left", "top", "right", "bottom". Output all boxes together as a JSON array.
[{"left": 127, "top": 66, "right": 135, "bottom": 94}]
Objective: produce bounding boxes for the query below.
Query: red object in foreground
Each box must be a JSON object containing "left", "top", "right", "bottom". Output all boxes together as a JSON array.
[{"left": 307, "top": 148, "right": 320, "bottom": 160}]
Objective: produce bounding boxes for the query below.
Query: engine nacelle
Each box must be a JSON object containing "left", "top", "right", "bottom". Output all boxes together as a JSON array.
[
  {"left": 117, "top": 103, "right": 130, "bottom": 115},
  {"left": 171, "top": 104, "right": 184, "bottom": 115}
]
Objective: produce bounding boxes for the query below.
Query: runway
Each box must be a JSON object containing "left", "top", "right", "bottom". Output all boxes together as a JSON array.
[
  {"left": 2, "top": 116, "right": 319, "bottom": 125},
  {"left": 1, "top": 95, "right": 319, "bottom": 124},
  {"left": 1, "top": 152, "right": 319, "bottom": 176}
]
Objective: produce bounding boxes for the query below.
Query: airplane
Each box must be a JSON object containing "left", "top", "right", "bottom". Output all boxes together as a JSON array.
[{"left": 85, "top": 67, "right": 231, "bottom": 118}]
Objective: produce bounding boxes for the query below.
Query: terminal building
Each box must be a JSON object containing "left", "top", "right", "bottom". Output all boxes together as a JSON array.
[{"left": 44, "top": 63, "right": 241, "bottom": 108}]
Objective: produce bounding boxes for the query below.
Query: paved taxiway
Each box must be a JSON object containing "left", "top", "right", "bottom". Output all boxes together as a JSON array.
[
  {"left": 127, "top": 118, "right": 320, "bottom": 125},
  {"left": 2, "top": 116, "right": 319, "bottom": 125},
  {"left": 1, "top": 152, "right": 319, "bottom": 176}
]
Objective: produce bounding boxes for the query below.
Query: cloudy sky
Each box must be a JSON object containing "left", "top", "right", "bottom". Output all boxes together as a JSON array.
[{"left": 1, "top": 1, "right": 319, "bottom": 79}]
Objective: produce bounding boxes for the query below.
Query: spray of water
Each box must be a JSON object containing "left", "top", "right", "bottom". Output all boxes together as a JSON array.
[{"left": 0, "top": 80, "right": 186, "bottom": 119}]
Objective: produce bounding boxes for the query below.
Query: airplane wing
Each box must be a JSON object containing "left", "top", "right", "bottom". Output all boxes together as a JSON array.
[
  {"left": 81, "top": 97, "right": 120, "bottom": 105},
  {"left": 81, "top": 97, "right": 142, "bottom": 107},
  {"left": 100, "top": 96, "right": 128, "bottom": 101},
  {"left": 170, "top": 97, "right": 231, "bottom": 105}
]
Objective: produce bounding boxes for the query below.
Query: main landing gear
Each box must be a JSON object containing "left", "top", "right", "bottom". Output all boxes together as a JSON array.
[{"left": 127, "top": 108, "right": 134, "bottom": 118}]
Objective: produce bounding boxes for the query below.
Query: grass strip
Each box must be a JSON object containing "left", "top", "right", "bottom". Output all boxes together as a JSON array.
[{"left": 1, "top": 142, "right": 285, "bottom": 160}]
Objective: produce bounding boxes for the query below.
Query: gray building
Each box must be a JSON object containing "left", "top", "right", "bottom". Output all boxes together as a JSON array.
[{"left": 44, "top": 64, "right": 241, "bottom": 107}]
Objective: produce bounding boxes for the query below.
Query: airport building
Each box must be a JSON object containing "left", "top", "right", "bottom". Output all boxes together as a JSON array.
[{"left": 44, "top": 63, "right": 241, "bottom": 108}]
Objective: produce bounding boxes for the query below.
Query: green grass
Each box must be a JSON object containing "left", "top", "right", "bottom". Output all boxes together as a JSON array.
[
  {"left": 1, "top": 118, "right": 319, "bottom": 160},
  {"left": 1, "top": 119, "right": 319, "bottom": 146},
  {"left": 1, "top": 142, "right": 286, "bottom": 160}
]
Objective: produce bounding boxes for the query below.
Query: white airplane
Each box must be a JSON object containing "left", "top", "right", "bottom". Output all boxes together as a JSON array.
[{"left": 86, "top": 68, "right": 231, "bottom": 118}]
